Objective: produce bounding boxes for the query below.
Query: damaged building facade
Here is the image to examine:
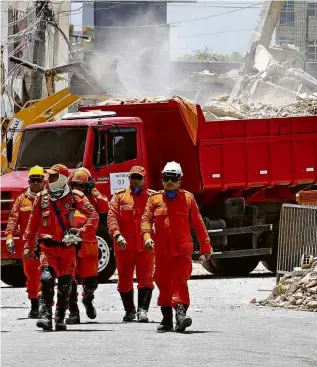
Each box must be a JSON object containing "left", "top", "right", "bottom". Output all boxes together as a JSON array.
[{"left": 276, "top": 0, "right": 317, "bottom": 61}]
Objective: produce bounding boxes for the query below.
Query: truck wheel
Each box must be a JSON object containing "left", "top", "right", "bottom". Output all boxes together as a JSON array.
[
  {"left": 203, "top": 257, "right": 259, "bottom": 277},
  {"left": 1, "top": 264, "right": 26, "bottom": 287},
  {"left": 97, "top": 225, "right": 116, "bottom": 284}
]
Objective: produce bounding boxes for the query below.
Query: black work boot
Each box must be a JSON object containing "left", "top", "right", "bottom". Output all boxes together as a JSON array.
[
  {"left": 82, "top": 276, "right": 98, "bottom": 319},
  {"left": 157, "top": 306, "right": 174, "bottom": 332},
  {"left": 66, "top": 302, "right": 80, "bottom": 324},
  {"left": 137, "top": 287, "right": 153, "bottom": 323},
  {"left": 120, "top": 289, "right": 136, "bottom": 322},
  {"left": 55, "top": 307, "right": 67, "bottom": 331},
  {"left": 38, "top": 297, "right": 43, "bottom": 319},
  {"left": 36, "top": 303, "right": 53, "bottom": 331},
  {"left": 82, "top": 295, "right": 97, "bottom": 320},
  {"left": 28, "top": 298, "right": 39, "bottom": 319},
  {"left": 175, "top": 304, "right": 192, "bottom": 332},
  {"left": 66, "top": 280, "right": 80, "bottom": 324},
  {"left": 55, "top": 275, "right": 72, "bottom": 331}
]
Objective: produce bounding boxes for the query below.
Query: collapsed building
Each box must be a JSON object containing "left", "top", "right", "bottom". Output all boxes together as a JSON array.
[{"left": 174, "top": 44, "right": 317, "bottom": 121}]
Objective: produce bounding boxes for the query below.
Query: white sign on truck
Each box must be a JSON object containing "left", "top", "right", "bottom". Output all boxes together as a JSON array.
[{"left": 110, "top": 172, "right": 130, "bottom": 194}]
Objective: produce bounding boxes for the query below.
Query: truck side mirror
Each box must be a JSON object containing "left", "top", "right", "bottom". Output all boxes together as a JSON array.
[
  {"left": 113, "top": 136, "right": 125, "bottom": 163},
  {"left": 6, "top": 137, "right": 13, "bottom": 164}
]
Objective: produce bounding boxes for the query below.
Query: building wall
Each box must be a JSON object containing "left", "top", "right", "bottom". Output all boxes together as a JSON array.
[
  {"left": 276, "top": 1, "right": 317, "bottom": 60},
  {"left": 1, "top": 0, "right": 70, "bottom": 117}
]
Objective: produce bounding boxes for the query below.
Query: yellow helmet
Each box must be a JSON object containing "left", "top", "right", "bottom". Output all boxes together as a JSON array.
[{"left": 28, "top": 165, "right": 45, "bottom": 177}]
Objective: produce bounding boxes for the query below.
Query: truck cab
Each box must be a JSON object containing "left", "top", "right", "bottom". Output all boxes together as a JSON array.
[{"left": 1, "top": 110, "right": 145, "bottom": 286}]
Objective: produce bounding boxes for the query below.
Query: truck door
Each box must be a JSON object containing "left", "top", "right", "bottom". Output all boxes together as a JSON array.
[{"left": 89, "top": 126, "right": 140, "bottom": 197}]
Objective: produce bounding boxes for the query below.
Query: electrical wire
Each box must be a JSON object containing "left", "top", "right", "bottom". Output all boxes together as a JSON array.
[
  {"left": 0, "top": 4, "right": 36, "bottom": 28},
  {"left": 180, "top": 27, "right": 254, "bottom": 39},
  {"left": 48, "top": 20, "right": 106, "bottom": 94},
  {"left": 68, "top": 1, "right": 264, "bottom": 29}
]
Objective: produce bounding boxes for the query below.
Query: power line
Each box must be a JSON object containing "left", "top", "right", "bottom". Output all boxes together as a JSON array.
[
  {"left": 69, "top": 1, "right": 264, "bottom": 29},
  {"left": 180, "top": 27, "right": 254, "bottom": 39},
  {"left": 0, "top": 2, "right": 36, "bottom": 28},
  {"left": 59, "top": 2, "right": 263, "bottom": 16}
]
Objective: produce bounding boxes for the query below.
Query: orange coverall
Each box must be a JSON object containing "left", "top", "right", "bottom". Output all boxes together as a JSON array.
[
  {"left": 75, "top": 188, "right": 109, "bottom": 279},
  {"left": 5, "top": 190, "right": 40, "bottom": 299},
  {"left": 107, "top": 188, "right": 156, "bottom": 292},
  {"left": 141, "top": 189, "right": 211, "bottom": 308},
  {"left": 23, "top": 189, "right": 99, "bottom": 278}
]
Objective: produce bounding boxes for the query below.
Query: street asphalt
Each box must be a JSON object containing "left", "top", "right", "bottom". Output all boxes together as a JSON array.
[{"left": 1, "top": 264, "right": 317, "bottom": 367}]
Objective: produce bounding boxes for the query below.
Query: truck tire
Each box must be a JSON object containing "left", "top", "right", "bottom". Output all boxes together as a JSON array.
[
  {"left": 1, "top": 264, "right": 26, "bottom": 287},
  {"left": 97, "top": 224, "right": 116, "bottom": 284},
  {"left": 203, "top": 257, "right": 259, "bottom": 277}
]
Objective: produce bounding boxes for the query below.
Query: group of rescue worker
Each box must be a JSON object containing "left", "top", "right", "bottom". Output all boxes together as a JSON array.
[{"left": 5, "top": 161, "right": 213, "bottom": 333}]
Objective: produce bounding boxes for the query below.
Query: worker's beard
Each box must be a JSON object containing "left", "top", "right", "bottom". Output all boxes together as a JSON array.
[{"left": 48, "top": 174, "right": 69, "bottom": 199}]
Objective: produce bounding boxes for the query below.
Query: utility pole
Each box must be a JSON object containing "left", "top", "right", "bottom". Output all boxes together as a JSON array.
[{"left": 30, "top": 1, "right": 52, "bottom": 100}]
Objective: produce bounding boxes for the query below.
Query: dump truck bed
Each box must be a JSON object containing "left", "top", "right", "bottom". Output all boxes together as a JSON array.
[
  {"left": 198, "top": 113, "right": 317, "bottom": 191},
  {"left": 82, "top": 98, "right": 317, "bottom": 193}
]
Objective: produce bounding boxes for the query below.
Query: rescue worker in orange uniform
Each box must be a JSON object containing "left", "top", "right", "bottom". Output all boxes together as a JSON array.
[
  {"left": 107, "top": 166, "right": 156, "bottom": 322},
  {"left": 5, "top": 166, "right": 45, "bottom": 318},
  {"left": 23, "top": 164, "right": 99, "bottom": 331},
  {"left": 141, "top": 161, "right": 213, "bottom": 332},
  {"left": 66, "top": 168, "right": 109, "bottom": 324}
]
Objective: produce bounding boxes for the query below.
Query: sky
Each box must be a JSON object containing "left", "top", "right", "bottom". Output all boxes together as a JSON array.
[{"left": 70, "top": 1, "right": 263, "bottom": 59}]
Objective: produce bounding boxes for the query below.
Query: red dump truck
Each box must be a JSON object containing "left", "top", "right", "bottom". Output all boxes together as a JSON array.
[{"left": 1, "top": 97, "right": 316, "bottom": 286}]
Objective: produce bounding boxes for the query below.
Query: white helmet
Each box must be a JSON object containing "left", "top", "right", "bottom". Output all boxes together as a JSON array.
[{"left": 162, "top": 161, "right": 183, "bottom": 177}]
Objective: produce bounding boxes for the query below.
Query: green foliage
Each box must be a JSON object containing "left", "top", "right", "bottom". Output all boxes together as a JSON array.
[{"left": 178, "top": 48, "right": 243, "bottom": 62}]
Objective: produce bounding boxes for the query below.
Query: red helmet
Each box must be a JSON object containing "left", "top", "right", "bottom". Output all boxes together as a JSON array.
[{"left": 70, "top": 169, "right": 91, "bottom": 184}]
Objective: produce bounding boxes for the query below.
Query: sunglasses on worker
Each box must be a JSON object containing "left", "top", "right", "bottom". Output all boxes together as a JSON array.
[
  {"left": 162, "top": 175, "right": 180, "bottom": 183},
  {"left": 28, "top": 177, "right": 43, "bottom": 184},
  {"left": 129, "top": 174, "right": 144, "bottom": 181},
  {"left": 70, "top": 182, "right": 86, "bottom": 189}
]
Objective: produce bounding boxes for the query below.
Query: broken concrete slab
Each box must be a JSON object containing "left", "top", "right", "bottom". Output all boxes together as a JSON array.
[{"left": 248, "top": 79, "right": 298, "bottom": 106}]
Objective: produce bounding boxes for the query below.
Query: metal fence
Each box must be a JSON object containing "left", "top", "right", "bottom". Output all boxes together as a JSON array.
[{"left": 277, "top": 203, "right": 317, "bottom": 282}]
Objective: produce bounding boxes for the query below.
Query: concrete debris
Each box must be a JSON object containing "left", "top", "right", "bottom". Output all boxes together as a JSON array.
[
  {"left": 259, "top": 258, "right": 317, "bottom": 312},
  {"left": 98, "top": 96, "right": 169, "bottom": 106},
  {"left": 203, "top": 101, "right": 244, "bottom": 120},
  {"left": 170, "top": 69, "right": 238, "bottom": 105},
  {"left": 203, "top": 94, "right": 317, "bottom": 121},
  {"left": 171, "top": 44, "right": 317, "bottom": 119}
]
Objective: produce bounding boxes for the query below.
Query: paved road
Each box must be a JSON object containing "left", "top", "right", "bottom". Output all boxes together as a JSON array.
[{"left": 1, "top": 266, "right": 317, "bottom": 367}]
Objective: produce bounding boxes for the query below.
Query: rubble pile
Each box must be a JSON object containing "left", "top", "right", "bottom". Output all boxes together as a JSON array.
[
  {"left": 171, "top": 69, "right": 238, "bottom": 105},
  {"left": 96, "top": 43, "right": 317, "bottom": 121},
  {"left": 260, "top": 259, "right": 317, "bottom": 312},
  {"left": 203, "top": 93, "right": 317, "bottom": 120},
  {"left": 175, "top": 44, "right": 317, "bottom": 120},
  {"left": 98, "top": 96, "right": 169, "bottom": 105}
]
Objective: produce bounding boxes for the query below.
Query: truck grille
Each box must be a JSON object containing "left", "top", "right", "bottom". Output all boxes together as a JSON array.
[{"left": 277, "top": 204, "right": 317, "bottom": 281}]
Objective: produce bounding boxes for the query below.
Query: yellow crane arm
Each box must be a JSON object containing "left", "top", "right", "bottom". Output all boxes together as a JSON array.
[{"left": 1, "top": 88, "right": 80, "bottom": 174}]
